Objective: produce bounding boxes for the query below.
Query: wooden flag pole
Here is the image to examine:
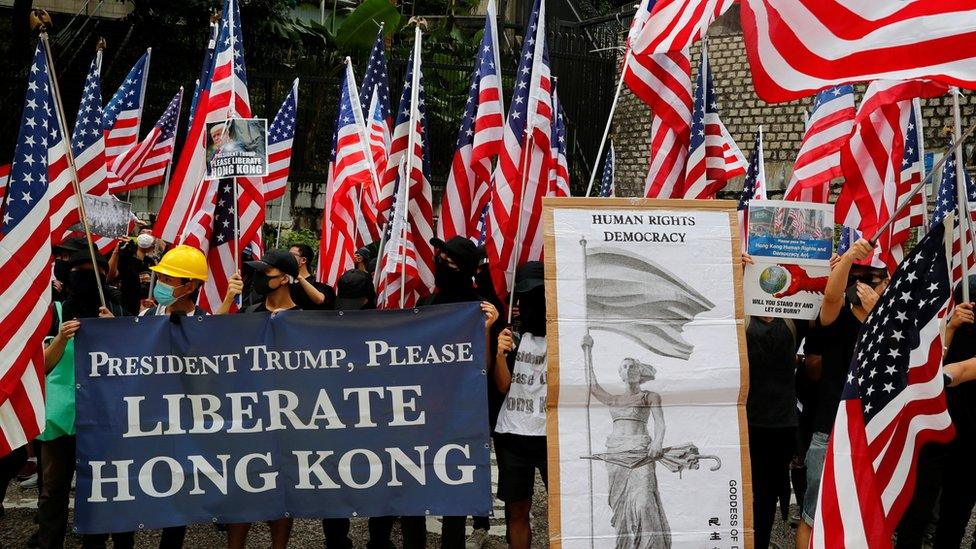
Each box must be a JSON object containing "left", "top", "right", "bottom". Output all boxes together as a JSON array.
[
  {"left": 505, "top": 129, "right": 535, "bottom": 323},
  {"left": 39, "top": 28, "right": 108, "bottom": 310}
]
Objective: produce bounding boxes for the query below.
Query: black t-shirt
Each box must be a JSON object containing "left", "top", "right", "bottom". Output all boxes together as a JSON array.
[
  {"left": 746, "top": 317, "right": 798, "bottom": 428},
  {"left": 289, "top": 275, "right": 335, "bottom": 311},
  {"left": 945, "top": 322, "right": 976, "bottom": 448},
  {"left": 242, "top": 301, "right": 302, "bottom": 313},
  {"left": 117, "top": 249, "right": 157, "bottom": 315},
  {"left": 814, "top": 305, "right": 863, "bottom": 433}
]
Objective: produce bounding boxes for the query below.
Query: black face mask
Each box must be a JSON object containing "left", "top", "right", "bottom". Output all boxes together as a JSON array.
[
  {"left": 53, "top": 260, "right": 71, "bottom": 283},
  {"left": 68, "top": 269, "right": 103, "bottom": 314},
  {"left": 252, "top": 272, "right": 284, "bottom": 296},
  {"left": 434, "top": 257, "right": 471, "bottom": 293},
  {"left": 845, "top": 284, "right": 861, "bottom": 307},
  {"left": 518, "top": 288, "right": 546, "bottom": 336}
]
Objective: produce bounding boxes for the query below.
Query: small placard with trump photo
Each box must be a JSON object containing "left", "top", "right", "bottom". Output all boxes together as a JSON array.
[{"left": 205, "top": 118, "right": 268, "bottom": 179}]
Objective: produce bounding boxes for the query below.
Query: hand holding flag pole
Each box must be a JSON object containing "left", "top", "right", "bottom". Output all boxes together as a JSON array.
[{"left": 37, "top": 22, "right": 108, "bottom": 310}]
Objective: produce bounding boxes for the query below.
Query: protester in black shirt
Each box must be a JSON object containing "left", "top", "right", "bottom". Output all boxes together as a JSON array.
[
  {"left": 289, "top": 244, "right": 335, "bottom": 310},
  {"left": 109, "top": 233, "right": 159, "bottom": 315},
  {"left": 221, "top": 250, "right": 299, "bottom": 548},
  {"left": 932, "top": 278, "right": 976, "bottom": 548},
  {"left": 402, "top": 236, "right": 499, "bottom": 549},
  {"left": 494, "top": 262, "right": 548, "bottom": 549},
  {"left": 796, "top": 238, "right": 887, "bottom": 548}
]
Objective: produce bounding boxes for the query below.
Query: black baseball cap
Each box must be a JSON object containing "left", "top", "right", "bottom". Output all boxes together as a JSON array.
[
  {"left": 430, "top": 236, "right": 480, "bottom": 275},
  {"left": 336, "top": 269, "right": 375, "bottom": 310},
  {"left": 514, "top": 261, "right": 545, "bottom": 293},
  {"left": 245, "top": 249, "right": 299, "bottom": 278},
  {"left": 54, "top": 236, "right": 89, "bottom": 255}
]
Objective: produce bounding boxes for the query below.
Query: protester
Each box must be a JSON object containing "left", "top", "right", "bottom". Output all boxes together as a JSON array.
[
  {"left": 403, "top": 236, "right": 499, "bottom": 549},
  {"left": 38, "top": 251, "right": 130, "bottom": 548},
  {"left": 796, "top": 238, "right": 887, "bottom": 549},
  {"left": 354, "top": 246, "right": 373, "bottom": 273},
  {"left": 221, "top": 249, "right": 300, "bottom": 548},
  {"left": 322, "top": 269, "right": 394, "bottom": 549},
  {"left": 928, "top": 277, "right": 976, "bottom": 548},
  {"left": 493, "top": 261, "right": 548, "bottom": 549},
  {"left": 109, "top": 232, "right": 159, "bottom": 315},
  {"left": 288, "top": 243, "right": 335, "bottom": 310}
]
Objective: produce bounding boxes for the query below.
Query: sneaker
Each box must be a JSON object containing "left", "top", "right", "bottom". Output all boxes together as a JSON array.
[
  {"left": 465, "top": 528, "right": 489, "bottom": 549},
  {"left": 18, "top": 473, "right": 37, "bottom": 488}
]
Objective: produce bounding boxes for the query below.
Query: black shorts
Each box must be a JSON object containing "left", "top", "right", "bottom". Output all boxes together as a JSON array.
[{"left": 495, "top": 434, "right": 548, "bottom": 503}]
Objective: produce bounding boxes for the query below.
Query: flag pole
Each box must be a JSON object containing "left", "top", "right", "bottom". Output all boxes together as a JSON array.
[
  {"left": 399, "top": 26, "right": 423, "bottom": 309},
  {"left": 869, "top": 118, "right": 976, "bottom": 245},
  {"left": 584, "top": 48, "right": 630, "bottom": 198},
  {"left": 506, "top": 129, "right": 535, "bottom": 323},
  {"left": 227, "top": 0, "right": 241, "bottom": 271},
  {"left": 274, "top": 194, "right": 286, "bottom": 248},
  {"left": 39, "top": 29, "right": 108, "bottom": 310},
  {"left": 952, "top": 88, "right": 970, "bottom": 302},
  {"left": 579, "top": 236, "right": 596, "bottom": 549}
]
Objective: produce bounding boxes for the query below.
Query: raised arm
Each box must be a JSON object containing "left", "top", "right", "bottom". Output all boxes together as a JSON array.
[{"left": 582, "top": 334, "right": 614, "bottom": 406}]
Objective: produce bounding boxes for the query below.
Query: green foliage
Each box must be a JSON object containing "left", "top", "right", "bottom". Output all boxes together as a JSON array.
[
  {"left": 336, "top": 0, "right": 400, "bottom": 51},
  {"left": 279, "top": 228, "right": 320, "bottom": 251}
]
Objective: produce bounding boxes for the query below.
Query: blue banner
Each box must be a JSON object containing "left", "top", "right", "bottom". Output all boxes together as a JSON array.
[{"left": 73, "top": 303, "right": 490, "bottom": 534}]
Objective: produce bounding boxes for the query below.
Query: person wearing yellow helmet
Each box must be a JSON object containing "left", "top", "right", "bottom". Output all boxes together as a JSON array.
[{"left": 145, "top": 245, "right": 209, "bottom": 317}]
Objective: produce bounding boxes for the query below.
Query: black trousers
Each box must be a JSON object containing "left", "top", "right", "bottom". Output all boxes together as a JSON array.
[
  {"left": 398, "top": 515, "right": 490, "bottom": 548},
  {"left": 934, "top": 442, "right": 976, "bottom": 548},
  {"left": 0, "top": 445, "right": 27, "bottom": 518},
  {"left": 37, "top": 436, "right": 135, "bottom": 549},
  {"left": 322, "top": 517, "right": 396, "bottom": 549},
  {"left": 749, "top": 426, "right": 796, "bottom": 549}
]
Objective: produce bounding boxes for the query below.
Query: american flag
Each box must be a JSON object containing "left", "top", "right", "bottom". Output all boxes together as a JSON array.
[
  {"left": 737, "top": 127, "right": 765, "bottom": 252},
  {"left": 375, "top": 34, "right": 435, "bottom": 308},
  {"left": 931, "top": 149, "right": 976, "bottom": 288},
  {"left": 360, "top": 27, "right": 393, "bottom": 230},
  {"left": 882, "top": 105, "right": 928, "bottom": 271},
  {"left": 683, "top": 47, "right": 746, "bottom": 199},
  {"left": 376, "top": 158, "right": 422, "bottom": 309},
  {"left": 0, "top": 42, "right": 58, "bottom": 455},
  {"left": 181, "top": 177, "right": 238, "bottom": 313},
  {"left": 631, "top": 0, "right": 735, "bottom": 55},
  {"left": 157, "top": 0, "right": 256, "bottom": 246},
  {"left": 263, "top": 79, "right": 299, "bottom": 203},
  {"left": 378, "top": 39, "right": 436, "bottom": 302},
  {"left": 811, "top": 222, "right": 955, "bottom": 548},
  {"left": 784, "top": 85, "right": 855, "bottom": 203},
  {"left": 109, "top": 88, "right": 183, "bottom": 194},
  {"left": 740, "top": 0, "right": 976, "bottom": 103},
  {"left": 624, "top": 0, "right": 693, "bottom": 200},
  {"left": 438, "top": 0, "right": 505, "bottom": 242},
  {"left": 598, "top": 141, "right": 615, "bottom": 198},
  {"left": 103, "top": 49, "right": 150, "bottom": 161},
  {"left": 485, "top": 0, "right": 553, "bottom": 299},
  {"left": 549, "top": 85, "right": 571, "bottom": 198},
  {"left": 836, "top": 80, "right": 947, "bottom": 272},
  {"left": 318, "top": 62, "right": 373, "bottom": 287}
]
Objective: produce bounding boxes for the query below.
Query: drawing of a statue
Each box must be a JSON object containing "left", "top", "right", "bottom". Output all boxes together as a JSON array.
[{"left": 579, "top": 244, "right": 722, "bottom": 549}]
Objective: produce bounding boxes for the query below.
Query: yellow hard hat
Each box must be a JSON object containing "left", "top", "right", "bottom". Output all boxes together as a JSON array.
[{"left": 150, "top": 245, "right": 209, "bottom": 281}]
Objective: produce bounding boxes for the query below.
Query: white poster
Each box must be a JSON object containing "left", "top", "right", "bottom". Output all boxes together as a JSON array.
[
  {"left": 743, "top": 200, "right": 834, "bottom": 320},
  {"left": 544, "top": 198, "right": 751, "bottom": 549}
]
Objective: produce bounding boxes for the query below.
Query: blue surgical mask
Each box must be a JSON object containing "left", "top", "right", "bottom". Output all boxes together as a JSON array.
[{"left": 153, "top": 281, "right": 182, "bottom": 306}]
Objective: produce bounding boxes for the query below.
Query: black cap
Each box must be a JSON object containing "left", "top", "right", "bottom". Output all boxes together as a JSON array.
[
  {"left": 54, "top": 236, "right": 89, "bottom": 255},
  {"left": 430, "top": 236, "right": 480, "bottom": 275},
  {"left": 354, "top": 246, "right": 373, "bottom": 263},
  {"left": 514, "top": 261, "right": 545, "bottom": 293},
  {"left": 245, "top": 249, "right": 299, "bottom": 278},
  {"left": 954, "top": 275, "right": 976, "bottom": 303},
  {"left": 336, "top": 269, "right": 375, "bottom": 310},
  {"left": 68, "top": 249, "right": 109, "bottom": 271}
]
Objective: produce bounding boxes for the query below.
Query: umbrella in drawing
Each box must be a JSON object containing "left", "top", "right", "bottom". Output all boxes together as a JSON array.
[{"left": 580, "top": 244, "right": 722, "bottom": 549}]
